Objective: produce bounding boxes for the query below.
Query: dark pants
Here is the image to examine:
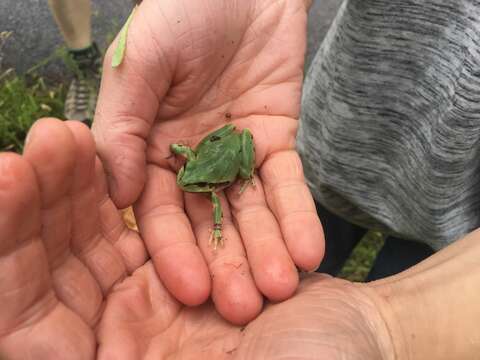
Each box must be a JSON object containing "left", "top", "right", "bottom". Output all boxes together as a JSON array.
[{"left": 315, "top": 203, "right": 434, "bottom": 281}]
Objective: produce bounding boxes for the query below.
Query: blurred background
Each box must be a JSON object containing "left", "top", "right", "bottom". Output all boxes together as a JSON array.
[{"left": 0, "top": 0, "right": 341, "bottom": 79}]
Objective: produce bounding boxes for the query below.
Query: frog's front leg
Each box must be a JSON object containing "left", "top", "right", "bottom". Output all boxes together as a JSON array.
[
  {"left": 170, "top": 144, "right": 196, "bottom": 161},
  {"left": 209, "top": 191, "right": 224, "bottom": 249},
  {"left": 238, "top": 129, "right": 256, "bottom": 194}
]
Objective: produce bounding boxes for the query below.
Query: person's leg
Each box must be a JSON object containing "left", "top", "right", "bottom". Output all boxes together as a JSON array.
[
  {"left": 48, "top": 0, "right": 101, "bottom": 125},
  {"left": 315, "top": 202, "right": 367, "bottom": 275},
  {"left": 366, "top": 237, "right": 434, "bottom": 281},
  {"left": 48, "top": 0, "right": 91, "bottom": 50}
]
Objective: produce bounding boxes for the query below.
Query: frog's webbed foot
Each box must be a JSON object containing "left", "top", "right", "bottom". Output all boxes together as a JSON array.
[
  {"left": 239, "top": 177, "right": 255, "bottom": 195},
  {"left": 209, "top": 224, "right": 224, "bottom": 250}
]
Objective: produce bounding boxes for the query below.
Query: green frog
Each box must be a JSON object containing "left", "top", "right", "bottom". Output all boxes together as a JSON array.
[{"left": 170, "top": 124, "right": 255, "bottom": 249}]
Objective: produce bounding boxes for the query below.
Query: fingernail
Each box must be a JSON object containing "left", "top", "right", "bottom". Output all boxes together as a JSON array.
[{"left": 297, "top": 265, "right": 319, "bottom": 274}]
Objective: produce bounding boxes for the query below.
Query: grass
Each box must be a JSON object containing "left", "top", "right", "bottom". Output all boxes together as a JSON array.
[
  {"left": 339, "top": 231, "right": 385, "bottom": 282},
  {"left": 0, "top": 74, "right": 65, "bottom": 152},
  {"left": 0, "top": 31, "right": 66, "bottom": 153}
]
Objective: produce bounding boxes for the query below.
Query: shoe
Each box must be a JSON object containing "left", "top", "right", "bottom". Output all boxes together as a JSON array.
[{"left": 64, "top": 43, "right": 102, "bottom": 126}]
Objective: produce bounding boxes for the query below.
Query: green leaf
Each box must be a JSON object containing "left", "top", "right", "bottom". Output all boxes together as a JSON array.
[{"left": 111, "top": 6, "right": 137, "bottom": 68}]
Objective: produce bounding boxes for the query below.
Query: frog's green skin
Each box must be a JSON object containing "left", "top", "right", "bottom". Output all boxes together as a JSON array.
[{"left": 170, "top": 124, "right": 255, "bottom": 249}]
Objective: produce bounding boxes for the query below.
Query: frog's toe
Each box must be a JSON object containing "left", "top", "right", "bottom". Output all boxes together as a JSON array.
[
  {"left": 239, "top": 177, "right": 255, "bottom": 194},
  {"left": 209, "top": 228, "right": 224, "bottom": 250}
]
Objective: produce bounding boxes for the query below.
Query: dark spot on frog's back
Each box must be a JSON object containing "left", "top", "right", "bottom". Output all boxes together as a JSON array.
[{"left": 210, "top": 135, "right": 221, "bottom": 142}]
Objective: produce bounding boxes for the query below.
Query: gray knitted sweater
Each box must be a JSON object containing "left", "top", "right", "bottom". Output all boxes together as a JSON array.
[{"left": 298, "top": 0, "right": 480, "bottom": 250}]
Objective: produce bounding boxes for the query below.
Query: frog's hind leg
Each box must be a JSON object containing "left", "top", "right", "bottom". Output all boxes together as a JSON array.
[
  {"left": 238, "top": 128, "right": 256, "bottom": 194},
  {"left": 209, "top": 192, "right": 224, "bottom": 249},
  {"left": 239, "top": 176, "right": 256, "bottom": 194}
]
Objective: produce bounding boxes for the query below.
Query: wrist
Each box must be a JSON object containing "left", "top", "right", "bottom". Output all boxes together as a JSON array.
[
  {"left": 365, "top": 231, "right": 480, "bottom": 360},
  {"left": 360, "top": 282, "right": 413, "bottom": 360},
  {"left": 351, "top": 283, "right": 403, "bottom": 360}
]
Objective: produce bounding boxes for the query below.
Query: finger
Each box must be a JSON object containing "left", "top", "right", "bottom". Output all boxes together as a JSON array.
[
  {"left": 65, "top": 121, "right": 133, "bottom": 294},
  {"left": 184, "top": 192, "right": 263, "bottom": 325},
  {"left": 226, "top": 176, "right": 299, "bottom": 302},
  {"left": 23, "top": 118, "right": 103, "bottom": 325},
  {"left": 92, "top": 0, "right": 174, "bottom": 208},
  {"left": 0, "top": 153, "right": 95, "bottom": 359},
  {"left": 94, "top": 157, "right": 148, "bottom": 273},
  {"left": 0, "top": 153, "right": 49, "bottom": 333},
  {"left": 134, "top": 165, "right": 210, "bottom": 306},
  {"left": 260, "top": 150, "right": 325, "bottom": 271}
]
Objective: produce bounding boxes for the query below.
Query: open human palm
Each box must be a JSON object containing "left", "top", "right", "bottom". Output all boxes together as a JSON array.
[
  {"left": 93, "top": 0, "right": 324, "bottom": 323},
  {"left": 0, "top": 121, "right": 391, "bottom": 359}
]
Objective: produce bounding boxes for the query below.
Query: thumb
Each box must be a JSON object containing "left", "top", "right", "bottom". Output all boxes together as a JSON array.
[
  {"left": 92, "top": 55, "right": 156, "bottom": 208},
  {"left": 92, "top": 8, "right": 173, "bottom": 208},
  {"left": 92, "top": 117, "right": 148, "bottom": 209}
]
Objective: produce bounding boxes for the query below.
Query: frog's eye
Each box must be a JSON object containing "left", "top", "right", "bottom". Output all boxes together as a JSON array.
[{"left": 210, "top": 135, "right": 221, "bottom": 142}]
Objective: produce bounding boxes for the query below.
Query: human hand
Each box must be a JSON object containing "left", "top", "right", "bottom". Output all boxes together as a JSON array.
[
  {"left": 4, "top": 117, "right": 480, "bottom": 360},
  {"left": 96, "top": 271, "right": 394, "bottom": 359},
  {"left": 0, "top": 123, "right": 391, "bottom": 357},
  {"left": 93, "top": 0, "right": 324, "bottom": 323},
  {"left": 0, "top": 119, "right": 147, "bottom": 358}
]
